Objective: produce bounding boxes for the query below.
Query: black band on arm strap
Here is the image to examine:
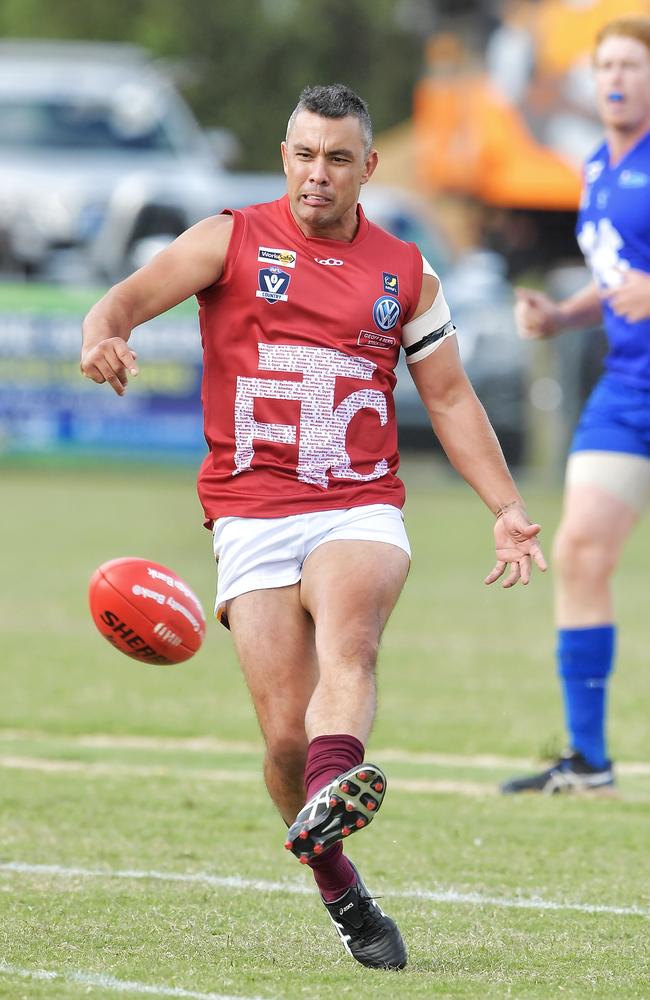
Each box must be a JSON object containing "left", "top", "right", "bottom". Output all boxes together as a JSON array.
[{"left": 404, "top": 320, "right": 456, "bottom": 358}]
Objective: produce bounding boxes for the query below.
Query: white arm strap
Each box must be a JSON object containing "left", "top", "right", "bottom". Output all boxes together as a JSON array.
[{"left": 403, "top": 255, "right": 456, "bottom": 364}]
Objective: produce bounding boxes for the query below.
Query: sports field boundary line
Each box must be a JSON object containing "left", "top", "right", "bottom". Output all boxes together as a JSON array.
[
  {"left": 2, "top": 861, "right": 647, "bottom": 919},
  {"left": 1, "top": 729, "right": 648, "bottom": 775},
  {"left": 0, "top": 962, "right": 270, "bottom": 1000}
]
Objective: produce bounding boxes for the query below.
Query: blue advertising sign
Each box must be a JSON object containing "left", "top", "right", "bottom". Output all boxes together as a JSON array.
[{"left": 0, "top": 292, "right": 205, "bottom": 461}]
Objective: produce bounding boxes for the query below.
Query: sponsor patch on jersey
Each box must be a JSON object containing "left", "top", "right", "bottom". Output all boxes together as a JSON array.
[
  {"left": 256, "top": 266, "right": 291, "bottom": 303},
  {"left": 585, "top": 161, "right": 605, "bottom": 184},
  {"left": 382, "top": 272, "right": 399, "bottom": 295},
  {"left": 358, "top": 330, "right": 396, "bottom": 350},
  {"left": 372, "top": 295, "right": 401, "bottom": 332},
  {"left": 257, "top": 246, "right": 297, "bottom": 268},
  {"left": 619, "top": 169, "right": 649, "bottom": 188},
  {"left": 314, "top": 256, "right": 344, "bottom": 266}
]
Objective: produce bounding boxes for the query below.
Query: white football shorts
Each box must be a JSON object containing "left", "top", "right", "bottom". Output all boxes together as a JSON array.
[{"left": 212, "top": 503, "right": 411, "bottom": 627}]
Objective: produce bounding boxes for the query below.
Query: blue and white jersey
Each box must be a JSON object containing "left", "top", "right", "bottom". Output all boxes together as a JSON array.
[{"left": 577, "top": 130, "right": 650, "bottom": 387}]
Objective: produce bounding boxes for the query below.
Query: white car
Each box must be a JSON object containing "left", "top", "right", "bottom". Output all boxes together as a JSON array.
[{"left": 0, "top": 40, "right": 231, "bottom": 279}]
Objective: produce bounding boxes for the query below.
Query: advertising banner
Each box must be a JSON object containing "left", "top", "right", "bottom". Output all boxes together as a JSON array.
[{"left": 0, "top": 285, "right": 205, "bottom": 461}]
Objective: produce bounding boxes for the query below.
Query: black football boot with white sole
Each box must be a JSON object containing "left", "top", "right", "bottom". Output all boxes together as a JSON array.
[
  {"left": 500, "top": 750, "right": 615, "bottom": 795},
  {"left": 284, "top": 763, "right": 386, "bottom": 863},
  {"left": 323, "top": 862, "right": 407, "bottom": 970}
]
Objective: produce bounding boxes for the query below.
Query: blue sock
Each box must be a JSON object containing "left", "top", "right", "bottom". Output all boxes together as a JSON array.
[{"left": 557, "top": 625, "right": 615, "bottom": 769}]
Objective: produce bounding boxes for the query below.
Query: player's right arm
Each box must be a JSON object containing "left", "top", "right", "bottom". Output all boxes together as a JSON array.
[
  {"left": 81, "top": 214, "right": 234, "bottom": 395},
  {"left": 514, "top": 281, "right": 602, "bottom": 340}
]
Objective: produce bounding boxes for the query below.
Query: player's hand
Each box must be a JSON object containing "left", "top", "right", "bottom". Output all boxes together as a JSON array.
[
  {"left": 514, "top": 287, "right": 562, "bottom": 340},
  {"left": 485, "top": 503, "right": 548, "bottom": 588},
  {"left": 80, "top": 337, "right": 139, "bottom": 396},
  {"left": 601, "top": 268, "right": 650, "bottom": 323}
]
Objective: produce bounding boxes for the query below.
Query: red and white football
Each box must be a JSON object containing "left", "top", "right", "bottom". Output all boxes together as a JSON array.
[{"left": 89, "top": 557, "right": 206, "bottom": 665}]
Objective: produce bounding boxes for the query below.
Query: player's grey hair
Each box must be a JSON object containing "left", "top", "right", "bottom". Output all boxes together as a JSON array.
[{"left": 286, "top": 84, "right": 373, "bottom": 157}]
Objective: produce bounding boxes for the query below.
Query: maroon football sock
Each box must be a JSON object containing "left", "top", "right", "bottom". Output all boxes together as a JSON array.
[{"left": 304, "top": 733, "right": 364, "bottom": 902}]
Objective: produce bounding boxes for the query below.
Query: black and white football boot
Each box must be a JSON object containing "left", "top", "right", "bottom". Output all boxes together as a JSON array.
[
  {"left": 284, "top": 762, "right": 386, "bottom": 863},
  {"left": 322, "top": 862, "right": 407, "bottom": 970},
  {"left": 500, "top": 750, "right": 615, "bottom": 795}
]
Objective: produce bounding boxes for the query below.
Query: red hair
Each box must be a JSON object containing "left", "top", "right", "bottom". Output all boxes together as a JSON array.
[{"left": 595, "top": 17, "right": 650, "bottom": 55}]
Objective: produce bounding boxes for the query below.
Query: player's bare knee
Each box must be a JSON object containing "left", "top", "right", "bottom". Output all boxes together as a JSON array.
[
  {"left": 553, "top": 527, "right": 616, "bottom": 580},
  {"left": 331, "top": 630, "right": 379, "bottom": 676}
]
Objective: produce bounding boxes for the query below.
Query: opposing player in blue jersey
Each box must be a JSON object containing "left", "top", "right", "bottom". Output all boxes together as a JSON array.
[{"left": 502, "top": 16, "right": 650, "bottom": 794}]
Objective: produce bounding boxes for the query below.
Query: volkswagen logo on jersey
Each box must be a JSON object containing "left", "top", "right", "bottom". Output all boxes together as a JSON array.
[
  {"left": 372, "top": 295, "right": 401, "bottom": 332},
  {"left": 256, "top": 267, "right": 291, "bottom": 303}
]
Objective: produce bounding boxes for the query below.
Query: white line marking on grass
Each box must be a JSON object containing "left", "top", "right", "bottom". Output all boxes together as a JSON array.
[
  {"left": 2, "top": 861, "right": 648, "bottom": 919},
  {"left": 1, "top": 730, "right": 648, "bottom": 775},
  {"left": 0, "top": 756, "right": 493, "bottom": 796},
  {"left": 0, "top": 756, "right": 257, "bottom": 784},
  {"left": 1, "top": 861, "right": 312, "bottom": 895},
  {"left": 393, "top": 777, "right": 494, "bottom": 796},
  {"left": 402, "top": 887, "right": 650, "bottom": 917},
  {"left": 0, "top": 963, "right": 270, "bottom": 999},
  {"left": 0, "top": 731, "right": 261, "bottom": 754}
]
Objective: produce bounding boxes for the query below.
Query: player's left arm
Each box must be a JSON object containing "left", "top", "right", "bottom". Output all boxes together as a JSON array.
[
  {"left": 601, "top": 268, "right": 650, "bottom": 323},
  {"left": 406, "top": 275, "right": 547, "bottom": 587}
]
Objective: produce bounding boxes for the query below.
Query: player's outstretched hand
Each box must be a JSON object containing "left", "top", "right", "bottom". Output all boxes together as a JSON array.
[
  {"left": 80, "top": 337, "right": 139, "bottom": 396},
  {"left": 485, "top": 503, "right": 548, "bottom": 588}
]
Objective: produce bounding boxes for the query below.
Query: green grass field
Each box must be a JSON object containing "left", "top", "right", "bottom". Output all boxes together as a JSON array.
[{"left": 0, "top": 459, "right": 648, "bottom": 1000}]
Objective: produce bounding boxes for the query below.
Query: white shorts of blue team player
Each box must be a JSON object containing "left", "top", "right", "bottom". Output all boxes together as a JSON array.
[{"left": 212, "top": 254, "right": 455, "bottom": 627}]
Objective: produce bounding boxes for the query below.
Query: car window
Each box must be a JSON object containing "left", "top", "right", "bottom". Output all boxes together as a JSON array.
[{"left": 0, "top": 98, "right": 177, "bottom": 152}]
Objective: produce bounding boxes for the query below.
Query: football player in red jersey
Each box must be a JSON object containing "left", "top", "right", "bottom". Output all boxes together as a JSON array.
[{"left": 81, "top": 84, "right": 546, "bottom": 970}]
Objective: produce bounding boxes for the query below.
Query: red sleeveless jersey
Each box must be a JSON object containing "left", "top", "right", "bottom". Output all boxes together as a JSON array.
[{"left": 196, "top": 195, "right": 423, "bottom": 523}]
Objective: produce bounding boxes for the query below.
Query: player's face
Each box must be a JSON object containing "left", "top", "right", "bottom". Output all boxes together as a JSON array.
[
  {"left": 281, "top": 110, "right": 378, "bottom": 241},
  {"left": 594, "top": 35, "right": 650, "bottom": 136}
]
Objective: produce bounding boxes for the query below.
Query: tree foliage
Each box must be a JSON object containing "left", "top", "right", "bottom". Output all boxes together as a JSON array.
[{"left": 0, "top": 0, "right": 424, "bottom": 168}]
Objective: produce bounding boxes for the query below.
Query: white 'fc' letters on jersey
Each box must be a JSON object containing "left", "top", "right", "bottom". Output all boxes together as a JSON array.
[{"left": 233, "top": 343, "right": 389, "bottom": 488}]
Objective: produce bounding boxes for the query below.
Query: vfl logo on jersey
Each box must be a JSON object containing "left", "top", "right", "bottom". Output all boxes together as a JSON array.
[
  {"left": 258, "top": 246, "right": 297, "bottom": 269},
  {"left": 257, "top": 267, "right": 291, "bottom": 303},
  {"left": 585, "top": 161, "right": 605, "bottom": 184},
  {"left": 382, "top": 272, "right": 399, "bottom": 295},
  {"left": 314, "top": 257, "right": 344, "bottom": 266},
  {"left": 372, "top": 295, "right": 401, "bottom": 332},
  {"left": 619, "top": 169, "right": 649, "bottom": 188}
]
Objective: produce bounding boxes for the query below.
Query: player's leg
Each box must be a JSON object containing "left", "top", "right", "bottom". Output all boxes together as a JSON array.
[
  {"left": 285, "top": 519, "right": 409, "bottom": 857},
  {"left": 283, "top": 536, "right": 408, "bottom": 860},
  {"left": 554, "top": 455, "right": 646, "bottom": 625},
  {"left": 553, "top": 453, "right": 647, "bottom": 771},
  {"left": 292, "top": 535, "right": 409, "bottom": 969},
  {"left": 226, "top": 584, "right": 318, "bottom": 824},
  {"left": 227, "top": 584, "right": 407, "bottom": 970},
  {"left": 502, "top": 374, "right": 650, "bottom": 794},
  {"left": 212, "top": 514, "right": 320, "bottom": 823},
  {"left": 502, "top": 449, "right": 650, "bottom": 794},
  {"left": 300, "top": 538, "right": 410, "bottom": 742}
]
